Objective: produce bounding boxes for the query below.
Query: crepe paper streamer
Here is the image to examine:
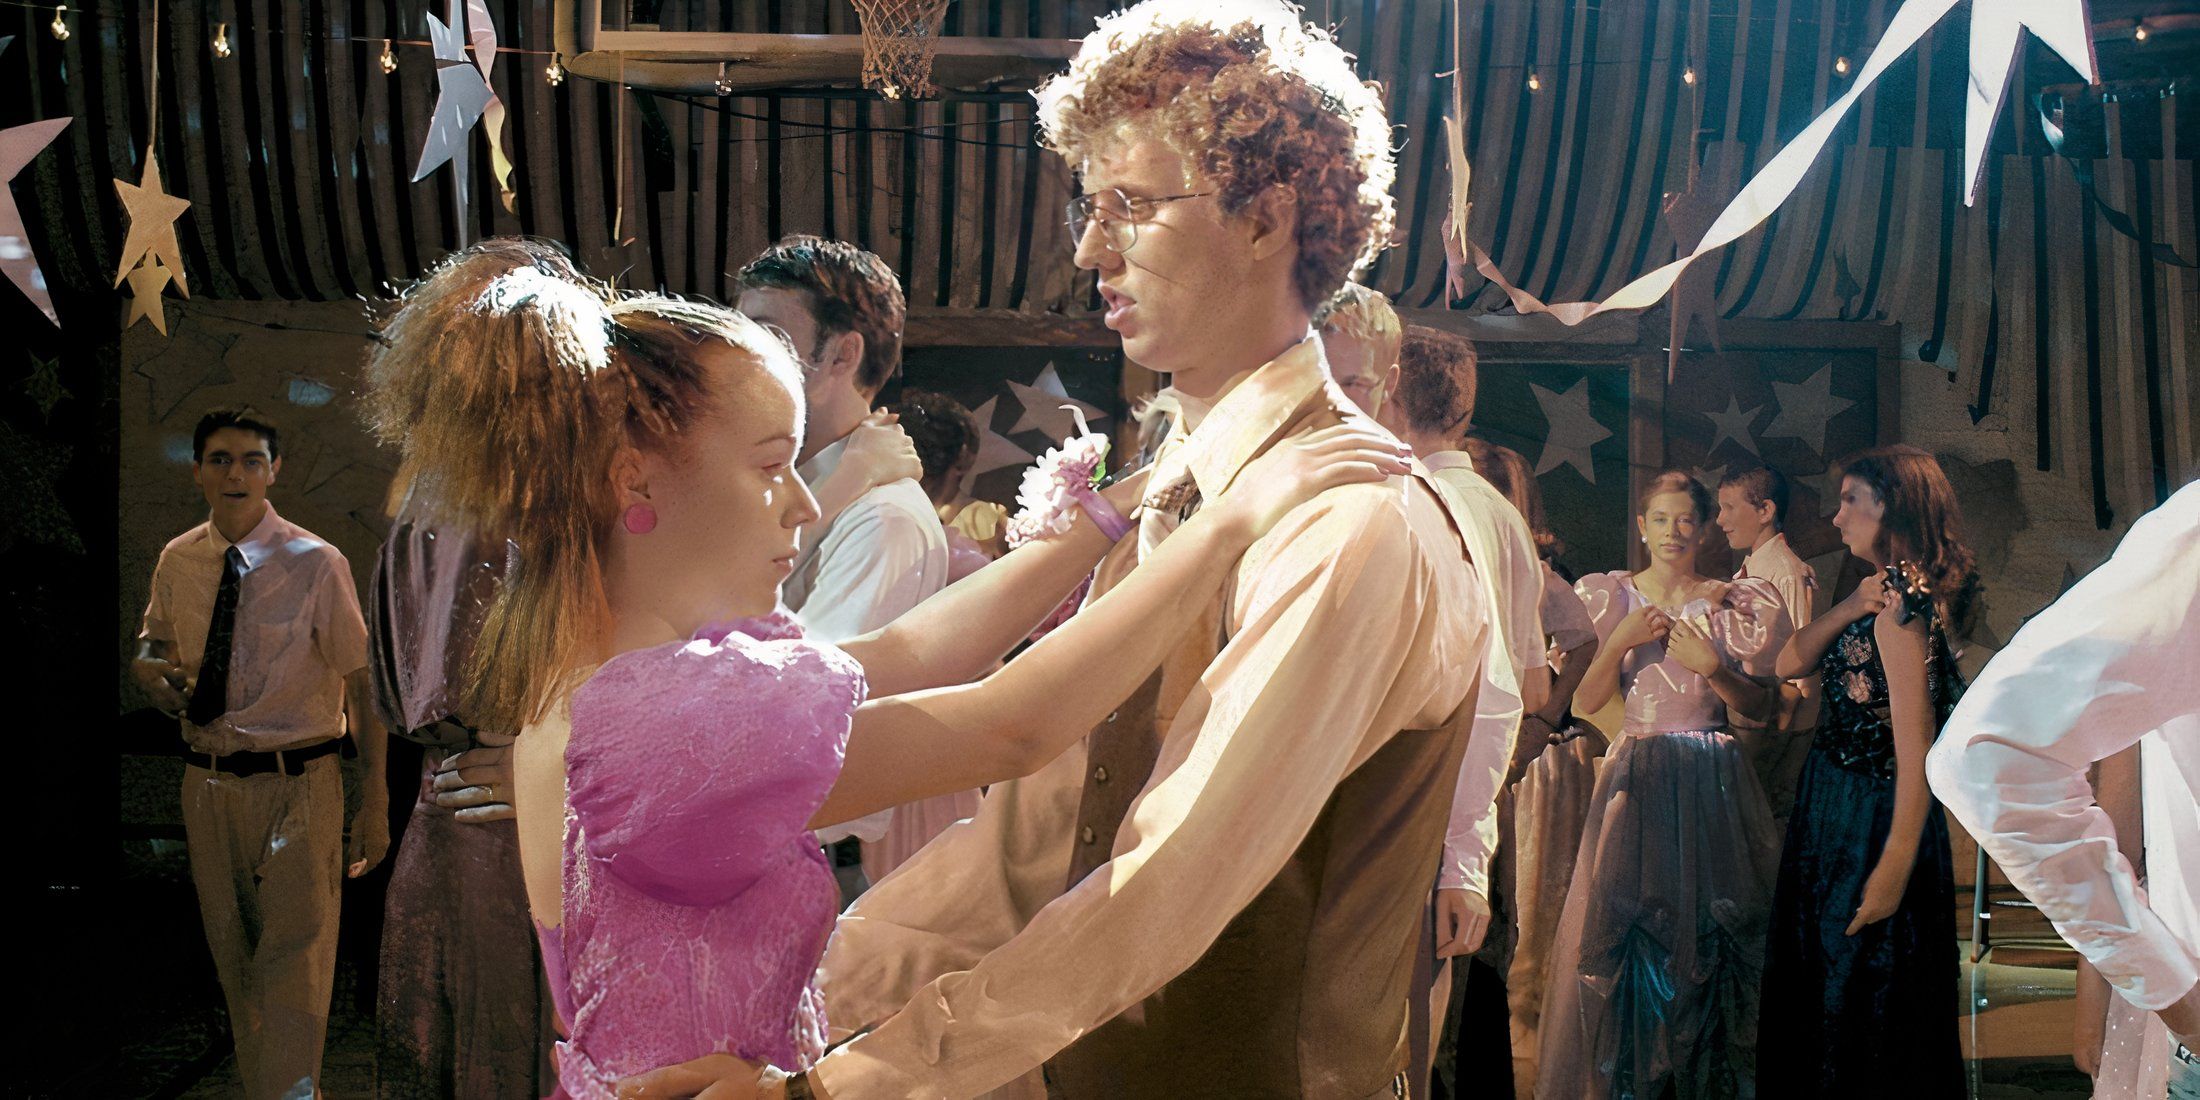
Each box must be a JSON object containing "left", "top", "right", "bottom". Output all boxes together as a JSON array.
[
  {"left": 1443, "top": 0, "right": 2096, "bottom": 328},
  {"left": 465, "top": 0, "right": 519, "bottom": 213},
  {"left": 2034, "top": 94, "right": 2195, "bottom": 268}
]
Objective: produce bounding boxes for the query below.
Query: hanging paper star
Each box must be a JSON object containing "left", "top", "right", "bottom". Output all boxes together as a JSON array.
[
  {"left": 959, "top": 395, "right": 1035, "bottom": 498},
  {"left": 123, "top": 260, "right": 178, "bottom": 334},
  {"left": 1764, "top": 363, "right": 1857, "bottom": 459},
  {"left": 1964, "top": 1, "right": 2096, "bottom": 206},
  {"left": 111, "top": 145, "right": 191, "bottom": 297},
  {"left": 413, "top": 0, "right": 492, "bottom": 241},
  {"left": 1661, "top": 172, "right": 1726, "bottom": 379},
  {"left": 1530, "top": 379, "right": 1612, "bottom": 483},
  {"left": 1, "top": 116, "right": 72, "bottom": 327},
  {"left": 1702, "top": 396, "right": 1765, "bottom": 459},
  {"left": 1007, "top": 362, "right": 1110, "bottom": 439},
  {"left": 463, "top": 0, "right": 518, "bottom": 212},
  {"left": 20, "top": 352, "right": 66, "bottom": 420}
]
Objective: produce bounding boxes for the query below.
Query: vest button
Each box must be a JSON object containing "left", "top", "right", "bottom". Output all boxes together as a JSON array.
[
  {"left": 1094, "top": 766, "right": 1109, "bottom": 784},
  {"left": 1080, "top": 826, "right": 1096, "bottom": 844},
  {"left": 1392, "top": 1074, "right": 1405, "bottom": 1096},
  {"left": 1106, "top": 710, "right": 1119, "bottom": 723}
]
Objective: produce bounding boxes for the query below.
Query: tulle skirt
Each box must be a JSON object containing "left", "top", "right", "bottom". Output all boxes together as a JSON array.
[
  {"left": 1535, "top": 729, "right": 1780, "bottom": 1100},
  {"left": 1507, "top": 728, "right": 1607, "bottom": 1057}
]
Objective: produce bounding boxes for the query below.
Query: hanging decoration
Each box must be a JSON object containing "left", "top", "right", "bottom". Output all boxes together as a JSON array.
[
  {"left": 413, "top": 0, "right": 493, "bottom": 245},
  {"left": 47, "top": 6, "right": 67, "bottom": 41},
  {"left": 122, "top": 260, "right": 178, "bottom": 334},
  {"left": 210, "top": 21, "right": 231, "bottom": 58},
  {"left": 464, "top": 0, "right": 520, "bottom": 212},
  {"left": 2034, "top": 94, "right": 2196, "bottom": 268},
  {"left": 0, "top": 77, "right": 70, "bottom": 325},
  {"left": 1443, "top": 0, "right": 2098, "bottom": 328},
  {"left": 115, "top": 0, "right": 191, "bottom": 334}
]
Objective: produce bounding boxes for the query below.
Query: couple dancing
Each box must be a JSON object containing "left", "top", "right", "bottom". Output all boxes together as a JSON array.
[{"left": 364, "top": 4, "right": 1492, "bottom": 1098}]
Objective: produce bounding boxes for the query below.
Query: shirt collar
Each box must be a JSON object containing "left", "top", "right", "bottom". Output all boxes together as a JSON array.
[
  {"left": 800, "top": 434, "right": 851, "bottom": 485},
  {"left": 1422, "top": 449, "right": 1475, "bottom": 474},
  {"left": 1741, "top": 531, "right": 1794, "bottom": 574},
  {"left": 1158, "top": 335, "right": 1332, "bottom": 500},
  {"left": 207, "top": 503, "right": 284, "bottom": 571}
]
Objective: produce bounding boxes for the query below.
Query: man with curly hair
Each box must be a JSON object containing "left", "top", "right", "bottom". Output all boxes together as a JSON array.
[{"left": 624, "top": 3, "right": 1490, "bottom": 1097}]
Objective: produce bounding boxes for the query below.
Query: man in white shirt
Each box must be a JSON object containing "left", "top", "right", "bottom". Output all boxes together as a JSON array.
[
  {"left": 737, "top": 237, "right": 949, "bottom": 857},
  {"left": 1716, "top": 465, "right": 1821, "bottom": 826},
  {"left": 1928, "top": 481, "right": 2200, "bottom": 1087},
  {"left": 130, "top": 407, "right": 389, "bottom": 1100}
]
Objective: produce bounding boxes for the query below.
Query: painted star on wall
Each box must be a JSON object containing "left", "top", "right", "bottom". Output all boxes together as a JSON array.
[
  {"left": 1763, "top": 363, "right": 1856, "bottom": 459},
  {"left": 1689, "top": 462, "right": 1730, "bottom": 494},
  {"left": 20, "top": 352, "right": 66, "bottom": 421},
  {"left": 112, "top": 145, "right": 192, "bottom": 300},
  {"left": 1, "top": 116, "right": 72, "bottom": 327},
  {"left": 959, "top": 395, "right": 1035, "bottom": 498},
  {"left": 1798, "top": 465, "right": 1846, "bottom": 518},
  {"left": 1530, "top": 379, "right": 1612, "bottom": 483},
  {"left": 1702, "top": 395, "right": 1764, "bottom": 459},
  {"left": 1006, "top": 362, "right": 1110, "bottom": 440}
]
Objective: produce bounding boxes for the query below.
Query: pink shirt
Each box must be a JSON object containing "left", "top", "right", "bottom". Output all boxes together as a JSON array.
[{"left": 140, "top": 504, "right": 369, "bottom": 754}]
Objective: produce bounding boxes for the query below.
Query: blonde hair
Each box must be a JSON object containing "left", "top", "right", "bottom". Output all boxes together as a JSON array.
[
  {"left": 1315, "top": 282, "right": 1403, "bottom": 370},
  {"left": 1035, "top": 0, "right": 1397, "bottom": 310}
]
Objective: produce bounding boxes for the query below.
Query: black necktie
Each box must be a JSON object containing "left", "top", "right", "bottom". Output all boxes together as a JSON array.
[{"left": 187, "top": 546, "right": 245, "bottom": 727}]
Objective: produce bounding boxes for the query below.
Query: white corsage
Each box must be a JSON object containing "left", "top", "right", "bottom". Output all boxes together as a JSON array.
[{"left": 1006, "top": 406, "right": 1130, "bottom": 547}]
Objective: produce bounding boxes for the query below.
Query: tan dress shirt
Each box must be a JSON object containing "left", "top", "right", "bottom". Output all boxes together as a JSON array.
[
  {"left": 1734, "top": 531, "right": 1820, "bottom": 731},
  {"left": 814, "top": 337, "right": 1487, "bottom": 1099}
]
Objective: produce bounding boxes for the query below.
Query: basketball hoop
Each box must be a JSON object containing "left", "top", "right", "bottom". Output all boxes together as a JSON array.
[{"left": 850, "top": 0, "right": 952, "bottom": 99}]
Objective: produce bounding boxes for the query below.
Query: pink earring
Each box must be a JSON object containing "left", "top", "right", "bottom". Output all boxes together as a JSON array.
[{"left": 623, "top": 503, "right": 658, "bottom": 535}]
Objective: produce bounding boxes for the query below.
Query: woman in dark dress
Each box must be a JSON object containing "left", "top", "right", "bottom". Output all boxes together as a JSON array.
[{"left": 1758, "top": 445, "right": 1980, "bottom": 1096}]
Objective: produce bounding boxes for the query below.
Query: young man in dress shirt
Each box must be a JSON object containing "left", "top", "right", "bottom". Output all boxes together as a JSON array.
[
  {"left": 736, "top": 236, "right": 950, "bottom": 862},
  {"left": 626, "top": 4, "right": 1493, "bottom": 1097},
  {"left": 1716, "top": 466, "right": 1821, "bottom": 826},
  {"left": 130, "top": 407, "right": 390, "bottom": 1100},
  {"left": 1929, "top": 482, "right": 2200, "bottom": 1090},
  {"left": 1351, "top": 320, "right": 1552, "bottom": 1095}
]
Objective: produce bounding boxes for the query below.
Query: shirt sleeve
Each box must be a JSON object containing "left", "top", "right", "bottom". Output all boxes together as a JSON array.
[
  {"left": 1439, "top": 662, "right": 1509, "bottom": 893},
  {"left": 312, "top": 552, "right": 372, "bottom": 678},
  {"left": 141, "top": 551, "right": 176, "bottom": 644},
  {"left": 795, "top": 499, "right": 943, "bottom": 647},
  {"left": 1540, "top": 569, "right": 1597, "bottom": 654},
  {"left": 811, "top": 490, "right": 1473, "bottom": 1099},
  {"left": 1927, "top": 485, "right": 2200, "bottom": 1011}
]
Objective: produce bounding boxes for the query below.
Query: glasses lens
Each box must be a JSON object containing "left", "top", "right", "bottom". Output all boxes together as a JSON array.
[{"left": 1069, "top": 190, "right": 1139, "bottom": 253}]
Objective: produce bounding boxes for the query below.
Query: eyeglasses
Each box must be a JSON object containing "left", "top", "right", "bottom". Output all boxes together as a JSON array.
[{"left": 1066, "top": 187, "right": 1216, "bottom": 254}]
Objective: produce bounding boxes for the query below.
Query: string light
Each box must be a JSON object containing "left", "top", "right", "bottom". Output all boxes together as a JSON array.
[
  {"left": 211, "top": 21, "right": 232, "bottom": 58},
  {"left": 1526, "top": 71, "right": 1540, "bottom": 92},
  {"left": 379, "top": 39, "right": 397, "bottom": 74},
  {"left": 546, "top": 50, "right": 566, "bottom": 86},
  {"left": 1682, "top": 65, "right": 1697, "bottom": 85},
  {"left": 1834, "top": 55, "right": 1851, "bottom": 75},
  {"left": 714, "top": 61, "right": 734, "bottom": 96},
  {"left": 47, "top": 5, "right": 67, "bottom": 41},
  {"left": 2133, "top": 24, "right": 2147, "bottom": 42}
]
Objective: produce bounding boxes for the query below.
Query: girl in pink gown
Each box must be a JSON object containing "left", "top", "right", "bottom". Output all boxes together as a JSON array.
[
  {"left": 362, "top": 267, "right": 1409, "bottom": 1098},
  {"left": 1535, "top": 472, "right": 1793, "bottom": 1100}
]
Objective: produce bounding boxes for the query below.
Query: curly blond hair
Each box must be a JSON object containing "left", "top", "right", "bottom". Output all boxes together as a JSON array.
[
  {"left": 1315, "top": 281, "right": 1402, "bottom": 369},
  {"left": 1035, "top": 0, "right": 1396, "bottom": 311}
]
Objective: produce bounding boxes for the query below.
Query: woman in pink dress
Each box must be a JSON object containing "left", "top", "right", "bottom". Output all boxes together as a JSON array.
[
  {"left": 1535, "top": 472, "right": 1793, "bottom": 1099},
  {"left": 363, "top": 271, "right": 1408, "bottom": 1098}
]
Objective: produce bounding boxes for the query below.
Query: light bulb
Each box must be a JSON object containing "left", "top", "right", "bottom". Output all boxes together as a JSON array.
[
  {"left": 1526, "top": 71, "right": 1541, "bottom": 92},
  {"left": 1682, "top": 66, "right": 1697, "bottom": 85},
  {"left": 546, "top": 52, "right": 566, "bottom": 86},
  {"left": 49, "top": 6, "right": 68, "bottom": 41},
  {"left": 1835, "top": 55, "right": 1851, "bottom": 75},
  {"left": 2133, "top": 25, "right": 2148, "bottom": 41},
  {"left": 379, "top": 40, "right": 397, "bottom": 74},
  {"left": 714, "top": 62, "right": 734, "bottom": 96},
  {"left": 212, "top": 22, "right": 233, "bottom": 58}
]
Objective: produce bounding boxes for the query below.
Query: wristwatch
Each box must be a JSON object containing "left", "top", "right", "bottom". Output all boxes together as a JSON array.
[{"left": 784, "top": 1070, "right": 817, "bottom": 1100}]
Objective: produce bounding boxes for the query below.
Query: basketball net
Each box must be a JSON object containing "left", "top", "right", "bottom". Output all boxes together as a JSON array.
[{"left": 851, "top": 0, "right": 952, "bottom": 99}]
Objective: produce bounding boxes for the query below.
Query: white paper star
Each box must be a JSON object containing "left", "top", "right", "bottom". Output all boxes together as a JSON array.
[
  {"left": 1702, "top": 396, "right": 1764, "bottom": 459},
  {"left": 1965, "top": 1, "right": 2096, "bottom": 206},
  {"left": 960, "top": 395, "right": 1035, "bottom": 498},
  {"left": 1530, "top": 379, "right": 1613, "bottom": 483},
  {"left": 413, "top": 0, "right": 492, "bottom": 198},
  {"left": 1007, "top": 362, "right": 1110, "bottom": 439},
  {"left": 1763, "top": 363, "right": 1857, "bottom": 459},
  {"left": 1, "top": 116, "right": 71, "bottom": 327}
]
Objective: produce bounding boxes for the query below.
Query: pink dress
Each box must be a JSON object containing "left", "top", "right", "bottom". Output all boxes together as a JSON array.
[
  {"left": 539, "top": 613, "right": 866, "bottom": 1099},
  {"left": 1535, "top": 573, "right": 1792, "bottom": 1099}
]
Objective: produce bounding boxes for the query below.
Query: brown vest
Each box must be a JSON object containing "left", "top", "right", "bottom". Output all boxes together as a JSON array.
[{"left": 1042, "top": 456, "right": 1477, "bottom": 1100}]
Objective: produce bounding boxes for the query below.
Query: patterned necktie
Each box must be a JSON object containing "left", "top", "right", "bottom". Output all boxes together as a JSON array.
[{"left": 187, "top": 546, "right": 245, "bottom": 727}]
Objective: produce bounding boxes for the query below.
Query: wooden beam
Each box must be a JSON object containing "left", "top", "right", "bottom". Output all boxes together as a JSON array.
[{"left": 905, "top": 308, "right": 1116, "bottom": 347}]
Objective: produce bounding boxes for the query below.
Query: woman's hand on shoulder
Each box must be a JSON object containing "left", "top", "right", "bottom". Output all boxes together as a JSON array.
[{"left": 1207, "top": 425, "right": 1411, "bottom": 544}]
